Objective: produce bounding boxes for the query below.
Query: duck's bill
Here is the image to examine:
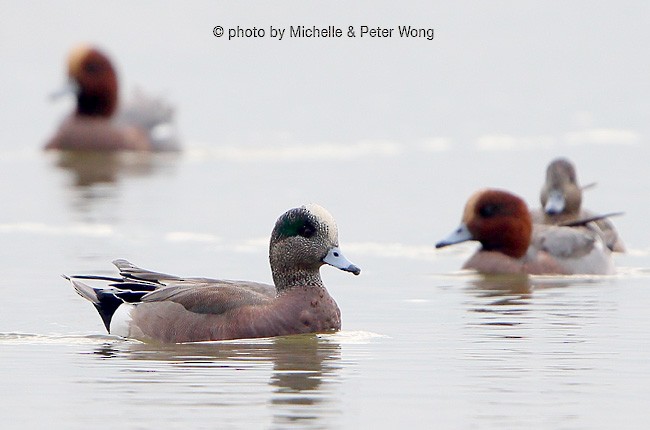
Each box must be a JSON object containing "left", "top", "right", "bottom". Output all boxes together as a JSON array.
[
  {"left": 50, "top": 79, "right": 79, "bottom": 100},
  {"left": 435, "top": 222, "right": 473, "bottom": 248},
  {"left": 544, "top": 189, "right": 565, "bottom": 215},
  {"left": 323, "top": 247, "right": 361, "bottom": 275}
]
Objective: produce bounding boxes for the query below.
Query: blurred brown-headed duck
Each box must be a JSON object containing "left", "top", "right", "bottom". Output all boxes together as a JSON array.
[
  {"left": 45, "top": 44, "right": 178, "bottom": 152},
  {"left": 437, "top": 189, "right": 615, "bottom": 275}
]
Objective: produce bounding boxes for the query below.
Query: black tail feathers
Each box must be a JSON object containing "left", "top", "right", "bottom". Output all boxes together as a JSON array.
[{"left": 69, "top": 277, "right": 153, "bottom": 333}]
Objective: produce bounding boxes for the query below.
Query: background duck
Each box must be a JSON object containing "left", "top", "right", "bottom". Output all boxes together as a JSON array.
[
  {"left": 45, "top": 44, "right": 179, "bottom": 151},
  {"left": 531, "top": 157, "right": 625, "bottom": 252},
  {"left": 436, "top": 188, "right": 615, "bottom": 275}
]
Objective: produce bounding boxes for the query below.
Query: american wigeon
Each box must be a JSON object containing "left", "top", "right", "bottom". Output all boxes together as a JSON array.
[
  {"left": 531, "top": 157, "right": 625, "bottom": 252},
  {"left": 45, "top": 44, "right": 178, "bottom": 151},
  {"left": 436, "top": 189, "right": 615, "bottom": 275},
  {"left": 66, "top": 204, "right": 360, "bottom": 343}
]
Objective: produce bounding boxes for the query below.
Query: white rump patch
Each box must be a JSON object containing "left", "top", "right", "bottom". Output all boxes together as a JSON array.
[{"left": 109, "top": 303, "right": 134, "bottom": 338}]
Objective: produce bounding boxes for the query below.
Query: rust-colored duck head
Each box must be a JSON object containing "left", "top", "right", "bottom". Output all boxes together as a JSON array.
[
  {"left": 436, "top": 188, "right": 532, "bottom": 259},
  {"left": 65, "top": 44, "right": 119, "bottom": 117}
]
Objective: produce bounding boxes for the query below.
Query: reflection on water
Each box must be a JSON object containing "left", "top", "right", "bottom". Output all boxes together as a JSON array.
[
  {"left": 47, "top": 150, "right": 181, "bottom": 223},
  {"left": 51, "top": 151, "right": 178, "bottom": 187},
  {"left": 455, "top": 273, "right": 625, "bottom": 430},
  {"left": 464, "top": 273, "right": 599, "bottom": 304},
  {"left": 467, "top": 273, "right": 534, "bottom": 300},
  {"left": 462, "top": 273, "right": 607, "bottom": 338},
  {"left": 83, "top": 334, "right": 343, "bottom": 428}
]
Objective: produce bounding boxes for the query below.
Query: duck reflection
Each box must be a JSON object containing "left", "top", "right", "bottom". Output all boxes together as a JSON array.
[
  {"left": 89, "top": 334, "right": 341, "bottom": 425},
  {"left": 463, "top": 273, "right": 575, "bottom": 329},
  {"left": 467, "top": 273, "right": 534, "bottom": 303},
  {"left": 466, "top": 273, "right": 574, "bottom": 301},
  {"left": 50, "top": 150, "right": 178, "bottom": 187},
  {"left": 267, "top": 335, "right": 340, "bottom": 394}
]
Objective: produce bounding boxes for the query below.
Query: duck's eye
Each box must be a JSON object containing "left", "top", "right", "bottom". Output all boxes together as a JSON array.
[
  {"left": 479, "top": 204, "right": 499, "bottom": 218},
  {"left": 84, "top": 61, "right": 103, "bottom": 74},
  {"left": 298, "top": 223, "right": 316, "bottom": 238}
]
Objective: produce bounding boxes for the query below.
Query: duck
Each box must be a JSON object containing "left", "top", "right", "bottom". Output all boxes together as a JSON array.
[
  {"left": 66, "top": 204, "right": 360, "bottom": 343},
  {"left": 45, "top": 44, "right": 178, "bottom": 151},
  {"left": 531, "top": 157, "right": 625, "bottom": 252},
  {"left": 436, "top": 188, "right": 615, "bottom": 275}
]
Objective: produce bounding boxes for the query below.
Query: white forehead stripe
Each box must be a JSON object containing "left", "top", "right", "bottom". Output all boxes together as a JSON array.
[{"left": 304, "top": 203, "right": 338, "bottom": 243}]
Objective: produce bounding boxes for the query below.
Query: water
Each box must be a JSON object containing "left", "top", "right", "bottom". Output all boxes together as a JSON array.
[
  {"left": 1, "top": 145, "right": 650, "bottom": 429},
  {"left": 3, "top": 2, "right": 650, "bottom": 428}
]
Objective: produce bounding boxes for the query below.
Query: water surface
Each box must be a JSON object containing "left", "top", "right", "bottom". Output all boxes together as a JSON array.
[{"left": 1, "top": 146, "right": 650, "bottom": 429}]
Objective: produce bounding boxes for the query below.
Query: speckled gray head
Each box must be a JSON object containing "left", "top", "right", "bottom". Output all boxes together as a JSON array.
[{"left": 270, "top": 204, "right": 360, "bottom": 282}]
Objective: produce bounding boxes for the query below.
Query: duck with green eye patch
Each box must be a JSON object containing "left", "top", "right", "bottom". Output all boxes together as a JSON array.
[{"left": 66, "top": 204, "right": 360, "bottom": 343}]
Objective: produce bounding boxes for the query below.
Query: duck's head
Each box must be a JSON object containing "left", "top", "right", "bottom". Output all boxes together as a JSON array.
[
  {"left": 436, "top": 189, "right": 532, "bottom": 259},
  {"left": 541, "top": 157, "right": 582, "bottom": 216},
  {"left": 56, "top": 44, "right": 119, "bottom": 118},
  {"left": 270, "top": 204, "right": 360, "bottom": 281}
]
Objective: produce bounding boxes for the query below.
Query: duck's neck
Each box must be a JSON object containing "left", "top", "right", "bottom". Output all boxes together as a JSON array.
[
  {"left": 76, "top": 93, "right": 117, "bottom": 117},
  {"left": 272, "top": 267, "right": 324, "bottom": 293}
]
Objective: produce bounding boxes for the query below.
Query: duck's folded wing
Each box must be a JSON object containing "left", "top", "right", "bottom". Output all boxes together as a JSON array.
[
  {"left": 532, "top": 225, "right": 599, "bottom": 259},
  {"left": 559, "top": 211, "right": 625, "bottom": 253},
  {"left": 531, "top": 224, "right": 615, "bottom": 275},
  {"left": 533, "top": 226, "right": 602, "bottom": 258},
  {"left": 141, "top": 281, "right": 275, "bottom": 315},
  {"left": 595, "top": 218, "right": 626, "bottom": 253},
  {"left": 116, "top": 88, "right": 180, "bottom": 151}
]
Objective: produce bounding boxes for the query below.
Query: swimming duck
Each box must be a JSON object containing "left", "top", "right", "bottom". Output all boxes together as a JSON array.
[
  {"left": 66, "top": 204, "right": 360, "bottom": 343},
  {"left": 45, "top": 44, "right": 178, "bottom": 151},
  {"left": 532, "top": 157, "right": 624, "bottom": 252},
  {"left": 436, "top": 189, "right": 615, "bottom": 275}
]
